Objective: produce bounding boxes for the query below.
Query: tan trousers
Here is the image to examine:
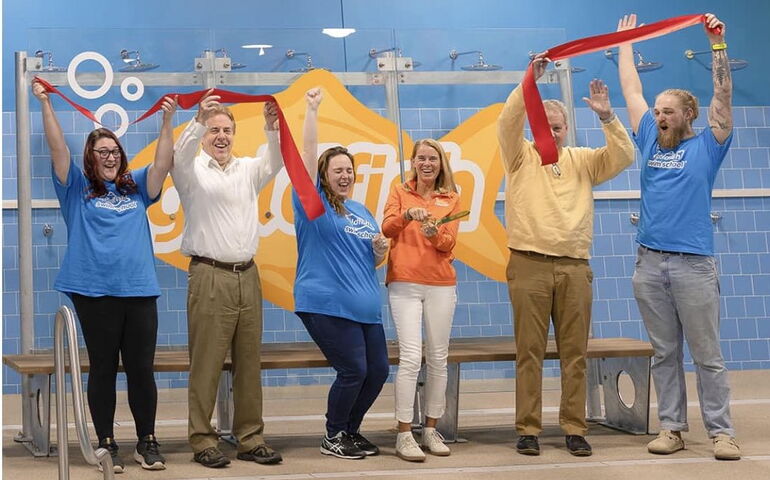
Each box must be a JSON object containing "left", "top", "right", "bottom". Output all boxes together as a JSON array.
[
  {"left": 187, "top": 260, "right": 264, "bottom": 453},
  {"left": 506, "top": 249, "right": 593, "bottom": 436}
]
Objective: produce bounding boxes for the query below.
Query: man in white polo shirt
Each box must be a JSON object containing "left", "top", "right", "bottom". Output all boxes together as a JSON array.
[{"left": 173, "top": 91, "right": 283, "bottom": 468}]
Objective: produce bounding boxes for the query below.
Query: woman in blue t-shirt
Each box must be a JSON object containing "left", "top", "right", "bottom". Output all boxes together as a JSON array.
[
  {"left": 292, "top": 87, "right": 390, "bottom": 460},
  {"left": 32, "top": 79, "right": 176, "bottom": 473}
]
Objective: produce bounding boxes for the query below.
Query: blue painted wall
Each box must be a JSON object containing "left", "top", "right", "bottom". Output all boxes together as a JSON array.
[
  {"left": 3, "top": 0, "right": 770, "bottom": 107},
  {"left": 3, "top": 0, "right": 770, "bottom": 392}
]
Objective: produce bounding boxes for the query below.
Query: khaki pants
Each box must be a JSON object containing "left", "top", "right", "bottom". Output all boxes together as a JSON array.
[
  {"left": 506, "top": 249, "right": 593, "bottom": 436},
  {"left": 187, "top": 260, "right": 264, "bottom": 453}
]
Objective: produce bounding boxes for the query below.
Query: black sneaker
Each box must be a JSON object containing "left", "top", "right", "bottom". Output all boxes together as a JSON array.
[
  {"left": 98, "top": 437, "right": 125, "bottom": 474},
  {"left": 193, "top": 446, "right": 231, "bottom": 468},
  {"left": 348, "top": 432, "right": 379, "bottom": 456},
  {"left": 516, "top": 435, "right": 540, "bottom": 456},
  {"left": 566, "top": 435, "right": 592, "bottom": 457},
  {"left": 134, "top": 434, "right": 166, "bottom": 470},
  {"left": 237, "top": 444, "right": 283, "bottom": 465},
  {"left": 320, "top": 432, "right": 367, "bottom": 459}
]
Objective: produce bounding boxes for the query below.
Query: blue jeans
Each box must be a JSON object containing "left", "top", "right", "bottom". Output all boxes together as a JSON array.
[
  {"left": 632, "top": 246, "right": 734, "bottom": 437},
  {"left": 298, "top": 312, "right": 389, "bottom": 437}
]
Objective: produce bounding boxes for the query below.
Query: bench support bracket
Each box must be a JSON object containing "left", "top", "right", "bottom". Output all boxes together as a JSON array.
[
  {"left": 14, "top": 373, "right": 55, "bottom": 456},
  {"left": 216, "top": 371, "right": 237, "bottom": 445},
  {"left": 414, "top": 363, "right": 462, "bottom": 442},
  {"left": 595, "top": 356, "right": 651, "bottom": 434}
]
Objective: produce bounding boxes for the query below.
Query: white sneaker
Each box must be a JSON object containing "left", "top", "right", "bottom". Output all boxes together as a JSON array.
[
  {"left": 396, "top": 432, "right": 426, "bottom": 462},
  {"left": 421, "top": 427, "right": 450, "bottom": 456},
  {"left": 647, "top": 430, "right": 685, "bottom": 454}
]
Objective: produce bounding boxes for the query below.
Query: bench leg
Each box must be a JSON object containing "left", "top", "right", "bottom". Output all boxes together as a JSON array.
[
  {"left": 598, "top": 356, "right": 651, "bottom": 434},
  {"left": 435, "top": 363, "right": 461, "bottom": 442},
  {"left": 586, "top": 358, "right": 604, "bottom": 422},
  {"left": 215, "top": 371, "right": 237, "bottom": 446},
  {"left": 14, "top": 373, "right": 55, "bottom": 456},
  {"left": 412, "top": 363, "right": 462, "bottom": 443}
]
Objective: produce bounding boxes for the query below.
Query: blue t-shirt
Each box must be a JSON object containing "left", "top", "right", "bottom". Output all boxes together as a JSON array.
[
  {"left": 292, "top": 185, "right": 382, "bottom": 324},
  {"left": 53, "top": 163, "right": 161, "bottom": 297},
  {"left": 634, "top": 111, "right": 732, "bottom": 255}
]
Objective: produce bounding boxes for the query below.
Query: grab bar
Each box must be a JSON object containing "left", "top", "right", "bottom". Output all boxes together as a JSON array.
[{"left": 54, "top": 305, "right": 114, "bottom": 479}]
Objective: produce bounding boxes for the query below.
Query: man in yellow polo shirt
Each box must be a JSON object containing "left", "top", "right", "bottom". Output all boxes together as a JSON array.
[{"left": 497, "top": 53, "right": 634, "bottom": 457}]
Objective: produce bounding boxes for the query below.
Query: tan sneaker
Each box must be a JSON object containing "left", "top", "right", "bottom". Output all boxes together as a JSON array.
[
  {"left": 713, "top": 434, "right": 741, "bottom": 460},
  {"left": 647, "top": 430, "right": 685, "bottom": 454},
  {"left": 396, "top": 432, "right": 426, "bottom": 462},
  {"left": 421, "top": 427, "right": 450, "bottom": 456}
]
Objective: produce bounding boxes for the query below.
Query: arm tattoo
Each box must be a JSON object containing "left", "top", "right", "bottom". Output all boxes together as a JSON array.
[
  {"left": 712, "top": 50, "right": 730, "bottom": 87},
  {"left": 709, "top": 49, "right": 733, "bottom": 138}
]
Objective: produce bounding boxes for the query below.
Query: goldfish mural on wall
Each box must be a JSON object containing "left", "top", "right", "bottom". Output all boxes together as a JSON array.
[{"left": 129, "top": 69, "right": 508, "bottom": 310}]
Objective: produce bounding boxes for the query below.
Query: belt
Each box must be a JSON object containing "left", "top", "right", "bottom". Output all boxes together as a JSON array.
[
  {"left": 191, "top": 256, "right": 255, "bottom": 272},
  {"left": 510, "top": 248, "right": 565, "bottom": 260},
  {"left": 640, "top": 245, "right": 686, "bottom": 256}
]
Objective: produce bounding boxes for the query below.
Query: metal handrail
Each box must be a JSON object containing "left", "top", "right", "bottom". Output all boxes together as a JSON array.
[{"left": 54, "top": 305, "right": 114, "bottom": 479}]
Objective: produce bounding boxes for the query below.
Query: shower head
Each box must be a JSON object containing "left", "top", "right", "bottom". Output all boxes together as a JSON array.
[
  {"left": 684, "top": 49, "right": 749, "bottom": 71},
  {"left": 34, "top": 50, "right": 66, "bottom": 72},
  {"left": 604, "top": 49, "right": 663, "bottom": 72},
  {"left": 286, "top": 49, "right": 319, "bottom": 72},
  {"left": 369, "top": 47, "right": 421, "bottom": 69},
  {"left": 724, "top": 58, "right": 749, "bottom": 71},
  {"left": 634, "top": 50, "right": 662, "bottom": 72},
  {"left": 450, "top": 49, "right": 501, "bottom": 71},
  {"left": 215, "top": 48, "right": 246, "bottom": 69},
  {"left": 119, "top": 49, "right": 159, "bottom": 72}
]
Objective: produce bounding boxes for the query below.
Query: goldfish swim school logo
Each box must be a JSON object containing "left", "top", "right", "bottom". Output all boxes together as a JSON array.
[
  {"left": 130, "top": 69, "right": 508, "bottom": 310},
  {"left": 94, "top": 191, "right": 138, "bottom": 213}
]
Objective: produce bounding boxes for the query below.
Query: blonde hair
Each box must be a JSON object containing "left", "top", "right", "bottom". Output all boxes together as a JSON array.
[
  {"left": 656, "top": 89, "right": 699, "bottom": 123},
  {"left": 543, "top": 99, "right": 569, "bottom": 125},
  {"left": 202, "top": 104, "right": 237, "bottom": 132},
  {"left": 407, "top": 139, "right": 458, "bottom": 193},
  {"left": 318, "top": 146, "right": 355, "bottom": 215}
]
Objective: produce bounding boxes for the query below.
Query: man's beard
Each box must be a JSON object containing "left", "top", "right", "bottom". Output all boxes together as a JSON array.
[{"left": 657, "top": 124, "right": 687, "bottom": 150}]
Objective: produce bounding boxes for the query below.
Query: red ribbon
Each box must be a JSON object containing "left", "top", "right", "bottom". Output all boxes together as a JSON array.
[
  {"left": 35, "top": 77, "right": 324, "bottom": 220},
  {"left": 524, "top": 14, "right": 719, "bottom": 165}
]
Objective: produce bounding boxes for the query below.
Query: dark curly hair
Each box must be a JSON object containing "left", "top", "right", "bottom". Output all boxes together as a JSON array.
[{"left": 82, "top": 128, "right": 136, "bottom": 198}]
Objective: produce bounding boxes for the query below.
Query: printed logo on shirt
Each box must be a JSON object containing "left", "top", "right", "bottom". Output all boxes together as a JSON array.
[
  {"left": 93, "top": 191, "right": 138, "bottom": 213},
  {"left": 648, "top": 148, "right": 687, "bottom": 169},
  {"left": 435, "top": 199, "right": 449, "bottom": 207},
  {"left": 344, "top": 212, "right": 377, "bottom": 239}
]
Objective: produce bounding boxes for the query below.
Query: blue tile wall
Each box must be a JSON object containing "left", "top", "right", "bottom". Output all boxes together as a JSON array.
[{"left": 3, "top": 106, "right": 770, "bottom": 393}]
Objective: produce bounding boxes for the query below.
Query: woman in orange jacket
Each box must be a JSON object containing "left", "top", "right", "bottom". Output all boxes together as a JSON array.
[{"left": 382, "top": 139, "right": 462, "bottom": 461}]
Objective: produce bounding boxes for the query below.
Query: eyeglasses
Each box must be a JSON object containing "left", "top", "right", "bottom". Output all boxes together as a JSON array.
[{"left": 93, "top": 148, "right": 121, "bottom": 159}]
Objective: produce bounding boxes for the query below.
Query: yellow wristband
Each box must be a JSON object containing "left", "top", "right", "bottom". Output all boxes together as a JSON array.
[{"left": 711, "top": 42, "right": 727, "bottom": 51}]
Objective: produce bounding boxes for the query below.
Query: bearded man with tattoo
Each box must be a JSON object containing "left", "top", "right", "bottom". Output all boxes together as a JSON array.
[{"left": 616, "top": 13, "right": 740, "bottom": 461}]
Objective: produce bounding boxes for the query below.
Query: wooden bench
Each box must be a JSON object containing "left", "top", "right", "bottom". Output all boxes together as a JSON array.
[{"left": 3, "top": 336, "right": 653, "bottom": 456}]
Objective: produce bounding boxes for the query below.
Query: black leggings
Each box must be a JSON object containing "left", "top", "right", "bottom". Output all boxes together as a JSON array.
[{"left": 71, "top": 294, "right": 158, "bottom": 441}]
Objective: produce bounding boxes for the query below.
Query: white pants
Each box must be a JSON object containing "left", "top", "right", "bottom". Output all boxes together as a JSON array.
[{"left": 389, "top": 282, "right": 457, "bottom": 423}]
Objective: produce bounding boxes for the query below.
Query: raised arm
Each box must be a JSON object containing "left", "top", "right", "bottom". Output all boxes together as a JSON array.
[
  {"left": 302, "top": 87, "right": 322, "bottom": 184},
  {"left": 704, "top": 13, "right": 732, "bottom": 145},
  {"left": 146, "top": 96, "right": 177, "bottom": 199},
  {"left": 32, "top": 79, "right": 70, "bottom": 183},
  {"left": 581, "top": 79, "right": 635, "bottom": 184},
  {"left": 616, "top": 14, "right": 649, "bottom": 134},
  {"left": 497, "top": 53, "right": 550, "bottom": 173},
  {"left": 173, "top": 89, "right": 219, "bottom": 167}
]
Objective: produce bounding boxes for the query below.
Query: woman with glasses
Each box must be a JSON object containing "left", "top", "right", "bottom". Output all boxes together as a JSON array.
[
  {"left": 293, "top": 87, "right": 390, "bottom": 460},
  {"left": 32, "top": 79, "right": 176, "bottom": 473}
]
